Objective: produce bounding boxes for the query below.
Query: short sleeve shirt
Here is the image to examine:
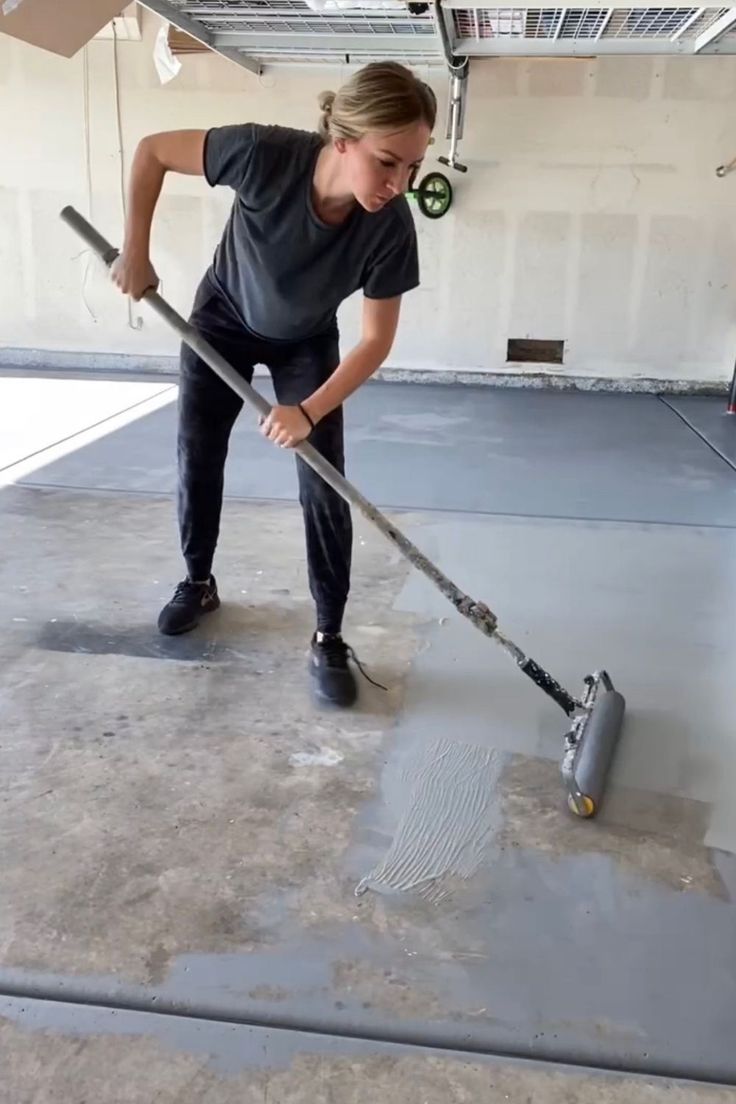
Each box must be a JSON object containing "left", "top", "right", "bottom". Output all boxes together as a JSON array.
[{"left": 203, "top": 123, "right": 420, "bottom": 340}]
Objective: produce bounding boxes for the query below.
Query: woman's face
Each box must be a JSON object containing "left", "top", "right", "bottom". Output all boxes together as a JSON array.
[{"left": 338, "top": 122, "right": 432, "bottom": 213}]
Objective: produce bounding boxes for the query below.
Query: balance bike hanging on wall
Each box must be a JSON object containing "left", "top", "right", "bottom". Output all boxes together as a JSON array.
[
  {"left": 408, "top": 10, "right": 469, "bottom": 221},
  {"left": 408, "top": 171, "right": 454, "bottom": 219}
]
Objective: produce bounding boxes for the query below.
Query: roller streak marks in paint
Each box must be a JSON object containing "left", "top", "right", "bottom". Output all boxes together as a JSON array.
[{"left": 356, "top": 739, "right": 502, "bottom": 903}]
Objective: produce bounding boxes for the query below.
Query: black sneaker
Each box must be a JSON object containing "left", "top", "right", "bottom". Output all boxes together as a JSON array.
[
  {"left": 309, "top": 633, "right": 358, "bottom": 707},
  {"left": 157, "top": 576, "right": 220, "bottom": 636}
]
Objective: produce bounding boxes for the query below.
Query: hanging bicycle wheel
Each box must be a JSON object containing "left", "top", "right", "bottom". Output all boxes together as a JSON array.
[{"left": 416, "top": 172, "right": 453, "bottom": 219}]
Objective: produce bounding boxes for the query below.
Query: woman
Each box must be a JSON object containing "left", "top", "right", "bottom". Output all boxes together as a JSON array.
[{"left": 112, "top": 62, "right": 436, "bottom": 707}]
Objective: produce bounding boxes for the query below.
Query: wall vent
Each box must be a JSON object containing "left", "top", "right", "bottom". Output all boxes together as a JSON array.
[{"left": 507, "top": 338, "right": 565, "bottom": 365}]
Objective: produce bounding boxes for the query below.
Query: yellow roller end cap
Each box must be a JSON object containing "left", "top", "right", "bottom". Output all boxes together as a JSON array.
[{"left": 568, "top": 793, "right": 596, "bottom": 818}]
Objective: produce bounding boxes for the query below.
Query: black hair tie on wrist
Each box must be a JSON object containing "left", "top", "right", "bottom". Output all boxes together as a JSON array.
[{"left": 298, "top": 403, "right": 316, "bottom": 431}]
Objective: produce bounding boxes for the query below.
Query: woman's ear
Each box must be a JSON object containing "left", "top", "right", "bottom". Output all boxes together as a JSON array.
[{"left": 334, "top": 137, "right": 347, "bottom": 154}]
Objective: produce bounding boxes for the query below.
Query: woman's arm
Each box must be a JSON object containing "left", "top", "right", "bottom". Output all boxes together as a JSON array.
[
  {"left": 304, "top": 296, "right": 401, "bottom": 423},
  {"left": 112, "top": 130, "right": 207, "bottom": 299},
  {"left": 260, "top": 296, "right": 402, "bottom": 448}
]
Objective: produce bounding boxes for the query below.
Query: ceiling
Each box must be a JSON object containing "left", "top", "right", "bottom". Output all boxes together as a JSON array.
[{"left": 140, "top": 0, "right": 736, "bottom": 69}]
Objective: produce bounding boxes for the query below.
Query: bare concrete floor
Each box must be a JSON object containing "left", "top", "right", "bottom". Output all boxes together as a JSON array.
[{"left": 2, "top": 379, "right": 736, "bottom": 1098}]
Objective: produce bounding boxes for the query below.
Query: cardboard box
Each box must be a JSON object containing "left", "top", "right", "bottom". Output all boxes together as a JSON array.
[
  {"left": 0, "top": 0, "right": 129, "bottom": 58},
  {"left": 168, "top": 25, "right": 209, "bottom": 55}
]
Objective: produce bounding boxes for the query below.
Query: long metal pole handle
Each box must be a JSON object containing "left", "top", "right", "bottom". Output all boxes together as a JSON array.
[{"left": 59, "top": 205, "right": 501, "bottom": 641}]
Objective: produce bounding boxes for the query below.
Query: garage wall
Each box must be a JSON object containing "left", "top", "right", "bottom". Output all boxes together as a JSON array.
[{"left": 1, "top": 9, "right": 736, "bottom": 384}]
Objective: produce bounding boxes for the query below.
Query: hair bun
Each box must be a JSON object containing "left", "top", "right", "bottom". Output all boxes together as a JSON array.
[{"left": 318, "top": 90, "right": 335, "bottom": 115}]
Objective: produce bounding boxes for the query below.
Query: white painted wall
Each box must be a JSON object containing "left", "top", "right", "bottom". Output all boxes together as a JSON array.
[{"left": 2, "top": 10, "right": 736, "bottom": 383}]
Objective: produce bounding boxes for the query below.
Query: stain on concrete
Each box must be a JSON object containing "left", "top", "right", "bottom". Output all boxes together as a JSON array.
[
  {"left": 289, "top": 747, "right": 344, "bottom": 768},
  {"left": 332, "top": 960, "right": 443, "bottom": 1020},
  {"left": 35, "top": 620, "right": 246, "bottom": 663},
  {"left": 546, "top": 1016, "right": 647, "bottom": 1044},
  {"left": 248, "top": 984, "right": 290, "bottom": 1002},
  {"left": 144, "top": 944, "right": 171, "bottom": 987},
  {"left": 498, "top": 755, "right": 729, "bottom": 900}
]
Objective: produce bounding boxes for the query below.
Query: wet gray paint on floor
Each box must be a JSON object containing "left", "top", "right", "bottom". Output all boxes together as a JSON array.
[
  {"left": 355, "top": 740, "right": 504, "bottom": 902},
  {"left": 3, "top": 486, "right": 736, "bottom": 1081},
  {"left": 386, "top": 514, "right": 736, "bottom": 834},
  {"left": 17, "top": 385, "right": 736, "bottom": 527},
  {"left": 342, "top": 512, "right": 736, "bottom": 1077}
]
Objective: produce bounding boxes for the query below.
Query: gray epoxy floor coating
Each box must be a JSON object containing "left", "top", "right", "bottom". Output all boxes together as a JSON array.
[
  {"left": 18, "top": 382, "right": 736, "bottom": 527},
  {"left": 3, "top": 379, "right": 736, "bottom": 1098},
  {"left": 665, "top": 396, "right": 736, "bottom": 470}
]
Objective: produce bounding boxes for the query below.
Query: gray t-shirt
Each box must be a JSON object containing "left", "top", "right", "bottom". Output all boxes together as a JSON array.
[{"left": 203, "top": 123, "right": 420, "bottom": 341}]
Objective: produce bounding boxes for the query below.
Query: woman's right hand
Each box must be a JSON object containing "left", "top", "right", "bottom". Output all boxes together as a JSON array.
[{"left": 110, "top": 249, "right": 159, "bottom": 300}]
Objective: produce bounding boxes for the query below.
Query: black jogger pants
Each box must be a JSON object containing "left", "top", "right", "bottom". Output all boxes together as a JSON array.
[{"left": 177, "top": 277, "right": 352, "bottom": 634}]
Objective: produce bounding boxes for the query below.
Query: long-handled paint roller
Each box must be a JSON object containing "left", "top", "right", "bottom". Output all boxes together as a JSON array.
[{"left": 60, "top": 205, "right": 625, "bottom": 818}]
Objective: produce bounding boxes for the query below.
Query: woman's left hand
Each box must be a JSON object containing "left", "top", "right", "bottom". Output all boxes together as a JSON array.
[{"left": 260, "top": 404, "right": 313, "bottom": 449}]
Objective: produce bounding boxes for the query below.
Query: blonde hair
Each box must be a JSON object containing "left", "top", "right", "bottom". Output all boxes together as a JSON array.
[{"left": 318, "top": 62, "right": 437, "bottom": 143}]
